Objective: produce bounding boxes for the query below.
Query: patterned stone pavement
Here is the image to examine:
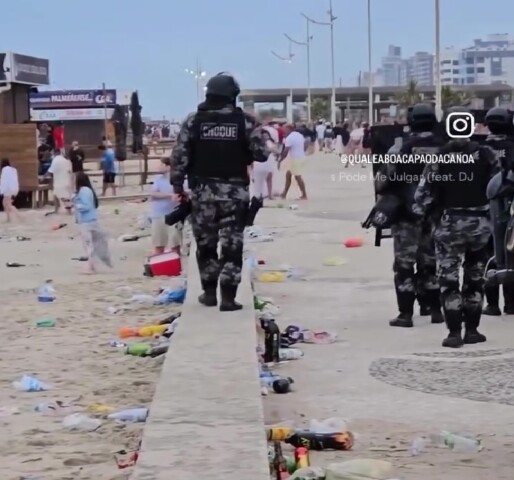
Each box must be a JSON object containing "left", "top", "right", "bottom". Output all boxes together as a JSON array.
[{"left": 370, "top": 348, "right": 514, "bottom": 406}]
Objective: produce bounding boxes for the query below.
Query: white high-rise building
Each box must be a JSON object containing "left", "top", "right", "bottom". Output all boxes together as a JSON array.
[
  {"left": 406, "top": 52, "right": 434, "bottom": 86},
  {"left": 436, "top": 34, "right": 514, "bottom": 86}
]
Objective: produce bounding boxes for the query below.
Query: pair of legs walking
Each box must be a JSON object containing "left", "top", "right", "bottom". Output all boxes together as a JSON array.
[{"left": 191, "top": 198, "right": 246, "bottom": 312}]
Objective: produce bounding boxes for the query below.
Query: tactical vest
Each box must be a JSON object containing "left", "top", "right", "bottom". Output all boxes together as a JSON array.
[
  {"left": 190, "top": 109, "right": 248, "bottom": 181},
  {"left": 485, "top": 136, "right": 514, "bottom": 172},
  {"left": 437, "top": 142, "right": 490, "bottom": 208},
  {"left": 395, "top": 134, "right": 443, "bottom": 204}
]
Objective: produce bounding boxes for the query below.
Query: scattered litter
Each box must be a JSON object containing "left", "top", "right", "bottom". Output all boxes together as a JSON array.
[
  {"left": 34, "top": 400, "right": 74, "bottom": 416},
  {"left": 16, "top": 236, "right": 31, "bottom": 241},
  {"left": 279, "top": 347, "right": 304, "bottom": 361},
  {"left": 13, "top": 375, "right": 51, "bottom": 392},
  {"left": 87, "top": 403, "right": 115, "bottom": 414},
  {"left": 119, "top": 324, "right": 167, "bottom": 338},
  {"left": 289, "top": 204, "right": 299, "bottom": 210},
  {"left": 63, "top": 413, "right": 102, "bottom": 431},
  {"left": 155, "top": 287, "right": 186, "bottom": 305},
  {"left": 118, "top": 233, "right": 149, "bottom": 242},
  {"left": 158, "top": 312, "right": 181, "bottom": 325},
  {"left": 290, "top": 466, "right": 325, "bottom": 479},
  {"left": 36, "top": 317, "right": 55, "bottom": 327},
  {"left": 6, "top": 262, "right": 25, "bottom": 267},
  {"left": 344, "top": 237, "right": 364, "bottom": 248},
  {"left": 323, "top": 256, "right": 347, "bottom": 266},
  {"left": 108, "top": 408, "right": 148, "bottom": 422},
  {"left": 109, "top": 340, "right": 126, "bottom": 348},
  {"left": 258, "top": 272, "right": 286, "bottom": 282},
  {"left": 427, "top": 431, "right": 482, "bottom": 452},
  {"left": 52, "top": 223, "right": 67, "bottom": 231},
  {"left": 283, "top": 325, "right": 338, "bottom": 345},
  {"left": 71, "top": 256, "right": 88, "bottom": 262},
  {"left": 114, "top": 441, "right": 141, "bottom": 469},
  {"left": 125, "top": 343, "right": 151, "bottom": 356},
  {"left": 260, "top": 370, "right": 294, "bottom": 394},
  {"left": 37, "top": 280, "right": 56, "bottom": 303}
]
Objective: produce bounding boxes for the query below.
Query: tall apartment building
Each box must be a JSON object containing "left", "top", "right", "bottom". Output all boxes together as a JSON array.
[
  {"left": 381, "top": 45, "right": 407, "bottom": 86},
  {"left": 437, "top": 34, "right": 514, "bottom": 86},
  {"left": 406, "top": 52, "right": 434, "bottom": 86}
]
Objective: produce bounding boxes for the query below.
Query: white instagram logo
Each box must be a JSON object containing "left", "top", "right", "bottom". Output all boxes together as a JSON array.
[{"left": 446, "top": 112, "right": 475, "bottom": 139}]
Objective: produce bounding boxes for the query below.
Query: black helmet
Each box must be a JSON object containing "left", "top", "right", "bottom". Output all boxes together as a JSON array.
[
  {"left": 485, "top": 107, "right": 510, "bottom": 127},
  {"left": 445, "top": 105, "right": 471, "bottom": 118},
  {"left": 407, "top": 103, "right": 437, "bottom": 131},
  {"left": 205, "top": 72, "right": 240, "bottom": 99}
]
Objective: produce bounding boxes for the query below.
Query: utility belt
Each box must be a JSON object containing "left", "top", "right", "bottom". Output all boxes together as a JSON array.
[
  {"left": 189, "top": 176, "right": 249, "bottom": 189},
  {"left": 443, "top": 208, "right": 489, "bottom": 218}
]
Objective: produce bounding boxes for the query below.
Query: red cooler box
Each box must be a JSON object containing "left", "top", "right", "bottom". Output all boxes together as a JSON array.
[{"left": 144, "top": 252, "right": 182, "bottom": 277}]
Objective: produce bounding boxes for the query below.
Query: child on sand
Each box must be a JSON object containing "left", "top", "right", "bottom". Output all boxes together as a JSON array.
[
  {"left": 0, "top": 158, "right": 22, "bottom": 222},
  {"left": 74, "top": 172, "right": 112, "bottom": 273}
]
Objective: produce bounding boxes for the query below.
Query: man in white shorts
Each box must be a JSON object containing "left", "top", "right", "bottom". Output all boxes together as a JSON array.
[{"left": 278, "top": 124, "right": 307, "bottom": 200}]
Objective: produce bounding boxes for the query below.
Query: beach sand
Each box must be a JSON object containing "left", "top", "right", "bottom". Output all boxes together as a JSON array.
[{"left": 0, "top": 196, "right": 180, "bottom": 480}]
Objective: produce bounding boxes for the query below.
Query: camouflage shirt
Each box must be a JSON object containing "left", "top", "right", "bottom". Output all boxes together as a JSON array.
[{"left": 170, "top": 106, "right": 268, "bottom": 193}]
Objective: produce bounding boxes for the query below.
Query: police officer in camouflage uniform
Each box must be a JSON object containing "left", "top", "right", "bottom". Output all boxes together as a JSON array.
[
  {"left": 170, "top": 73, "right": 268, "bottom": 311},
  {"left": 414, "top": 106, "right": 499, "bottom": 348},
  {"left": 482, "top": 107, "right": 514, "bottom": 316},
  {"left": 378, "top": 104, "right": 444, "bottom": 328}
]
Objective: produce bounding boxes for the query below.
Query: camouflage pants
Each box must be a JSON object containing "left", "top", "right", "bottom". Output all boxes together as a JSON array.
[
  {"left": 391, "top": 220, "right": 438, "bottom": 295},
  {"left": 434, "top": 214, "right": 491, "bottom": 313},
  {"left": 190, "top": 183, "right": 249, "bottom": 287}
]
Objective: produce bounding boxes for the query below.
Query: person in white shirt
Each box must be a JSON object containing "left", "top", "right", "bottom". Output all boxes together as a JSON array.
[
  {"left": 348, "top": 122, "right": 364, "bottom": 155},
  {"left": 47, "top": 148, "right": 73, "bottom": 215},
  {"left": 0, "top": 158, "right": 21, "bottom": 222},
  {"left": 315, "top": 121, "right": 325, "bottom": 151},
  {"left": 278, "top": 124, "right": 308, "bottom": 200},
  {"left": 250, "top": 125, "right": 279, "bottom": 199}
]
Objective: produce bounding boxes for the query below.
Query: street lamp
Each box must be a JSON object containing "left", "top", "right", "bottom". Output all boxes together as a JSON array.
[
  {"left": 271, "top": 40, "right": 295, "bottom": 123},
  {"left": 285, "top": 18, "right": 313, "bottom": 123},
  {"left": 367, "top": 0, "right": 373, "bottom": 124},
  {"left": 184, "top": 59, "right": 207, "bottom": 104},
  {"left": 302, "top": 0, "right": 337, "bottom": 124},
  {"left": 434, "top": 0, "right": 442, "bottom": 120}
]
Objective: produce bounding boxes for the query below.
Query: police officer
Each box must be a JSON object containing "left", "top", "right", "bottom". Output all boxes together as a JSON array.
[
  {"left": 483, "top": 107, "right": 514, "bottom": 316},
  {"left": 377, "top": 103, "right": 444, "bottom": 328},
  {"left": 170, "top": 72, "right": 268, "bottom": 311},
  {"left": 414, "top": 106, "right": 499, "bottom": 348}
]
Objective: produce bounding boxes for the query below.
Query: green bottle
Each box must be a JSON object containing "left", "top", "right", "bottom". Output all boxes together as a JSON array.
[
  {"left": 36, "top": 318, "right": 56, "bottom": 327},
  {"left": 125, "top": 343, "right": 151, "bottom": 356}
]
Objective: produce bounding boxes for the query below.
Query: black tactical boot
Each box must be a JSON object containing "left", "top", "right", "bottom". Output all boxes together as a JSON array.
[
  {"left": 441, "top": 309, "right": 464, "bottom": 348},
  {"left": 503, "top": 284, "right": 514, "bottom": 314},
  {"left": 425, "top": 289, "right": 444, "bottom": 324},
  {"left": 198, "top": 281, "right": 217, "bottom": 307},
  {"left": 419, "top": 304, "right": 431, "bottom": 316},
  {"left": 463, "top": 307, "right": 487, "bottom": 344},
  {"left": 220, "top": 284, "right": 243, "bottom": 312},
  {"left": 389, "top": 292, "right": 415, "bottom": 328},
  {"left": 483, "top": 285, "right": 501, "bottom": 316}
]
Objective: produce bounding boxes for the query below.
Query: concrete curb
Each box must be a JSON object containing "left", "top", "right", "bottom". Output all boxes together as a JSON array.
[{"left": 131, "top": 245, "right": 269, "bottom": 479}]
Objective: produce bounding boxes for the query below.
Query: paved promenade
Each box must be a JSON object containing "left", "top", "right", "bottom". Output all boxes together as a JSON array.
[{"left": 134, "top": 153, "right": 514, "bottom": 479}]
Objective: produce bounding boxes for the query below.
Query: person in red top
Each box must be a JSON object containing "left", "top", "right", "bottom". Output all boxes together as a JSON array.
[
  {"left": 275, "top": 123, "right": 285, "bottom": 144},
  {"left": 52, "top": 122, "right": 65, "bottom": 153}
]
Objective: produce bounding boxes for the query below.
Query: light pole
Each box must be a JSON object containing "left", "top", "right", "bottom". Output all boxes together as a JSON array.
[
  {"left": 302, "top": 0, "right": 337, "bottom": 124},
  {"left": 434, "top": 0, "right": 442, "bottom": 120},
  {"left": 184, "top": 59, "right": 206, "bottom": 104},
  {"left": 285, "top": 17, "right": 313, "bottom": 123},
  {"left": 272, "top": 40, "right": 295, "bottom": 123},
  {"left": 367, "top": 0, "right": 373, "bottom": 124}
]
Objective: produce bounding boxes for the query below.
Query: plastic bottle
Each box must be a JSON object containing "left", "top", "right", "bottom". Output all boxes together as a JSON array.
[
  {"left": 13, "top": 375, "right": 50, "bottom": 392},
  {"left": 272, "top": 441, "right": 290, "bottom": 479},
  {"left": 138, "top": 325, "right": 168, "bottom": 337},
  {"left": 146, "top": 345, "right": 169, "bottom": 357},
  {"left": 279, "top": 348, "right": 304, "bottom": 361},
  {"left": 37, "top": 280, "right": 55, "bottom": 303},
  {"left": 125, "top": 343, "right": 151, "bottom": 356},
  {"left": 294, "top": 447, "right": 310, "bottom": 469},
  {"left": 267, "top": 426, "right": 294, "bottom": 442},
  {"left": 429, "top": 431, "right": 481, "bottom": 453},
  {"left": 261, "top": 317, "right": 281, "bottom": 363},
  {"left": 108, "top": 407, "right": 148, "bottom": 422},
  {"left": 63, "top": 413, "right": 102, "bottom": 431},
  {"left": 260, "top": 375, "right": 294, "bottom": 394},
  {"left": 301, "top": 330, "right": 338, "bottom": 344},
  {"left": 285, "top": 431, "right": 354, "bottom": 451}
]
